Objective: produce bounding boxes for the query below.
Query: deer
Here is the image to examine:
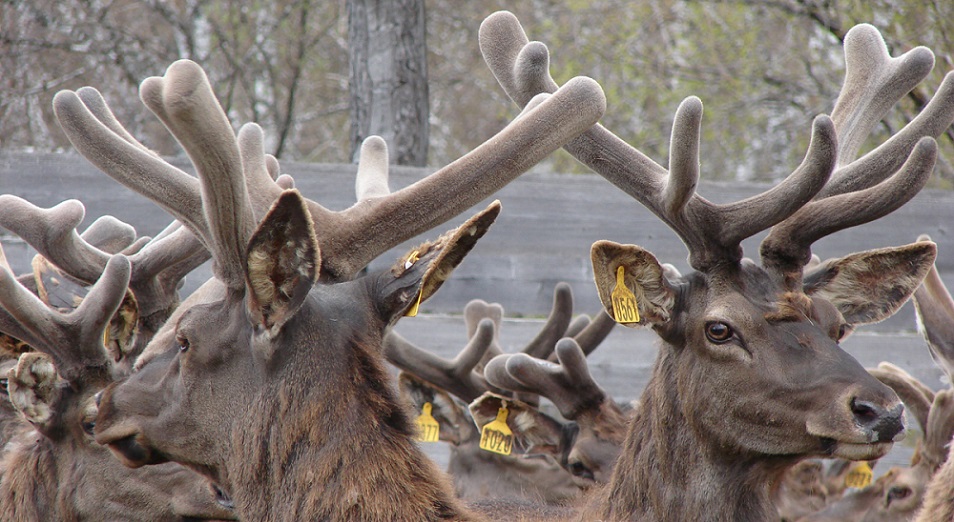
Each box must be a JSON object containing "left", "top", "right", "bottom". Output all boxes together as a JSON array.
[
  {"left": 477, "top": 11, "right": 954, "bottom": 521},
  {"left": 0, "top": 196, "right": 210, "bottom": 376},
  {"left": 53, "top": 58, "right": 606, "bottom": 520},
  {"left": 903, "top": 237, "right": 954, "bottom": 522},
  {"left": 796, "top": 362, "right": 954, "bottom": 522},
  {"left": 387, "top": 283, "right": 617, "bottom": 504},
  {"left": 0, "top": 233, "right": 235, "bottom": 520}
]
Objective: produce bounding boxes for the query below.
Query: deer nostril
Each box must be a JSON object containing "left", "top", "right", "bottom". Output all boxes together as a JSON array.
[
  {"left": 851, "top": 398, "right": 904, "bottom": 442},
  {"left": 851, "top": 399, "right": 881, "bottom": 422}
]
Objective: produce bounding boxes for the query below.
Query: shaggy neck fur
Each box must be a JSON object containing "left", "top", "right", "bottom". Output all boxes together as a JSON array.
[
  {"left": 227, "top": 330, "right": 479, "bottom": 521},
  {"left": 588, "top": 347, "right": 795, "bottom": 522},
  {"left": 0, "top": 430, "right": 62, "bottom": 521}
]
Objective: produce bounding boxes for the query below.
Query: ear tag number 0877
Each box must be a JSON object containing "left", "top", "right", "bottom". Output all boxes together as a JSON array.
[
  {"left": 611, "top": 266, "right": 640, "bottom": 324},
  {"left": 844, "top": 461, "right": 873, "bottom": 489},
  {"left": 414, "top": 402, "right": 440, "bottom": 443},
  {"left": 479, "top": 405, "right": 513, "bottom": 456}
]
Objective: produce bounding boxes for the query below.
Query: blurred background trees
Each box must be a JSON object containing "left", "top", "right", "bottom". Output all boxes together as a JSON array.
[{"left": 1, "top": 0, "right": 952, "bottom": 185}]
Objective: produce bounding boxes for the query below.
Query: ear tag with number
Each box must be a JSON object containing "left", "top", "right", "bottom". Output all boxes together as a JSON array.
[
  {"left": 403, "top": 250, "right": 424, "bottom": 317},
  {"left": 414, "top": 402, "right": 440, "bottom": 442},
  {"left": 479, "top": 405, "right": 514, "bottom": 455},
  {"left": 611, "top": 266, "right": 640, "bottom": 324},
  {"left": 844, "top": 461, "right": 873, "bottom": 489}
]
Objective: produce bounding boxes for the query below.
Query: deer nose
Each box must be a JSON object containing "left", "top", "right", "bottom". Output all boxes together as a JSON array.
[{"left": 851, "top": 398, "right": 904, "bottom": 442}]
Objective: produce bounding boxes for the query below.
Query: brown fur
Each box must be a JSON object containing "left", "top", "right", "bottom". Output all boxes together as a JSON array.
[{"left": 95, "top": 197, "right": 500, "bottom": 521}]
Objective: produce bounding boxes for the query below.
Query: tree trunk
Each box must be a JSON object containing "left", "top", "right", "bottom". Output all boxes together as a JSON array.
[{"left": 348, "top": 0, "right": 429, "bottom": 166}]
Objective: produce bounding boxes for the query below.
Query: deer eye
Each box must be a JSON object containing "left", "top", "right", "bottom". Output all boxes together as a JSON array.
[
  {"left": 887, "top": 485, "right": 912, "bottom": 504},
  {"left": 705, "top": 321, "right": 734, "bottom": 344},
  {"left": 568, "top": 460, "right": 595, "bottom": 481},
  {"left": 177, "top": 336, "right": 190, "bottom": 353}
]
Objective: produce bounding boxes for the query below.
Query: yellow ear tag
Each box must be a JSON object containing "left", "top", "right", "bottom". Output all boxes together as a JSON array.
[
  {"left": 414, "top": 402, "right": 440, "bottom": 443},
  {"left": 403, "top": 251, "right": 424, "bottom": 317},
  {"left": 844, "top": 461, "right": 873, "bottom": 489},
  {"left": 479, "top": 405, "right": 514, "bottom": 455},
  {"left": 611, "top": 266, "right": 640, "bottom": 324}
]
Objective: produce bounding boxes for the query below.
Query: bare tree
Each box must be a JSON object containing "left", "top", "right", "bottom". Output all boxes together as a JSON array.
[{"left": 348, "top": 0, "right": 429, "bottom": 165}]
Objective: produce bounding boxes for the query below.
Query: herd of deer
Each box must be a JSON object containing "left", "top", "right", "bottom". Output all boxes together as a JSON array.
[{"left": 2, "top": 9, "right": 954, "bottom": 521}]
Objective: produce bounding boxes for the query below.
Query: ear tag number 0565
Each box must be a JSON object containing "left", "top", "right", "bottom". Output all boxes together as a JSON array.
[
  {"left": 479, "top": 405, "right": 513, "bottom": 456},
  {"left": 611, "top": 266, "right": 640, "bottom": 324},
  {"left": 414, "top": 402, "right": 440, "bottom": 443}
]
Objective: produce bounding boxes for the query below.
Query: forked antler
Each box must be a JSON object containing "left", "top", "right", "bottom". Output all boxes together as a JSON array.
[
  {"left": 484, "top": 337, "right": 608, "bottom": 421},
  {"left": 0, "top": 255, "right": 130, "bottom": 386},
  {"left": 912, "top": 235, "right": 954, "bottom": 383},
  {"left": 385, "top": 284, "right": 578, "bottom": 403},
  {"left": 53, "top": 59, "right": 606, "bottom": 284},
  {"left": 0, "top": 196, "right": 209, "bottom": 344},
  {"left": 868, "top": 362, "right": 935, "bottom": 442},
  {"left": 479, "top": 12, "right": 954, "bottom": 279}
]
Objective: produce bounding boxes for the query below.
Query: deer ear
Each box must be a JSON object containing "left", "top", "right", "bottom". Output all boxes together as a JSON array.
[
  {"left": 377, "top": 201, "right": 500, "bottom": 320},
  {"left": 398, "top": 372, "right": 473, "bottom": 444},
  {"left": 590, "top": 241, "right": 677, "bottom": 328},
  {"left": 469, "top": 392, "right": 565, "bottom": 456},
  {"left": 245, "top": 190, "right": 319, "bottom": 332},
  {"left": 803, "top": 241, "right": 936, "bottom": 326},
  {"left": 8, "top": 352, "right": 62, "bottom": 431}
]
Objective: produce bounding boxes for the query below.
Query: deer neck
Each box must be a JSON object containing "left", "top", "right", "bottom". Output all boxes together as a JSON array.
[
  {"left": 596, "top": 347, "right": 793, "bottom": 522},
  {"left": 225, "top": 329, "right": 476, "bottom": 521}
]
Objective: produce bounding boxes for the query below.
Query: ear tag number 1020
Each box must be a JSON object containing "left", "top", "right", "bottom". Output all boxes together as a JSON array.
[
  {"left": 479, "top": 405, "right": 513, "bottom": 456},
  {"left": 611, "top": 266, "right": 640, "bottom": 324}
]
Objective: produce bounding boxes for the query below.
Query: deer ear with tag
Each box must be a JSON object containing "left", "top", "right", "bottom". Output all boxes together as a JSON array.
[
  {"left": 376, "top": 201, "right": 500, "bottom": 323},
  {"left": 590, "top": 240, "right": 677, "bottom": 327}
]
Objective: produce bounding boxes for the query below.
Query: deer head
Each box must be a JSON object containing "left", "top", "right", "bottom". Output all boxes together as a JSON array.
[
  {"left": 483, "top": 335, "right": 630, "bottom": 485},
  {"left": 479, "top": 11, "right": 951, "bottom": 521},
  {"left": 387, "top": 284, "right": 610, "bottom": 503},
  {"left": 79, "top": 58, "right": 604, "bottom": 519},
  {"left": 798, "top": 364, "right": 954, "bottom": 522},
  {"left": 0, "top": 245, "right": 234, "bottom": 520},
  {"left": 0, "top": 195, "right": 210, "bottom": 372}
]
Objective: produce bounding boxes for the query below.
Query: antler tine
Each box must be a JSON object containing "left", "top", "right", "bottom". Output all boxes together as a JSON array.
[
  {"left": 354, "top": 136, "right": 391, "bottom": 201},
  {"left": 139, "top": 60, "right": 255, "bottom": 287},
  {"left": 563, "top": 314, "right": 591, "bottom": 338},
  {"left": 127, "top": 225, "right": 210, "bottom": 318},
  {"left": 922, "top": 389, "right": 954, "bottom": 469},
  {"left": 383, "top": 318, "right": 498, "bottom": 403},
  {"left": 521, "top": 282, "right": 574, "bottom": 360},
  {"left": 568, "top": 310, "right": 616, "bottom": 358},
  {"left": 52, "top": 89, "right": 211, "bottom": 248},
  {"left": 868, "top": 362, "right": 933, "bottom": 434},
  {"left": 827, "top": 24, "right": 936, "bottom": 173},
  {"left": 761, "top": 138, "right": 936, "bottom": 284},
  {"left": 479, "top": 11, "right": 834, "bottom": 271},
  {"left": 237, "top": 123, "right": 286, "bottom": 220},
  {"left": 0, "top": 196, "right": 110, "bottom": 283},
  {"left": 0, "top": 256, "right": 130, "bottom": 386},
  {"left": 912, "top": 235, "right": 954, "bottom": 383},
  {"left": 303, "top": 74, "right": 605, "bottom": 282},
  {"left": 81, "top": 215, "right": 137, "bottom": 254},
  {"left": 485, "top": 338, "right": 606, "bottom": 420}
]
